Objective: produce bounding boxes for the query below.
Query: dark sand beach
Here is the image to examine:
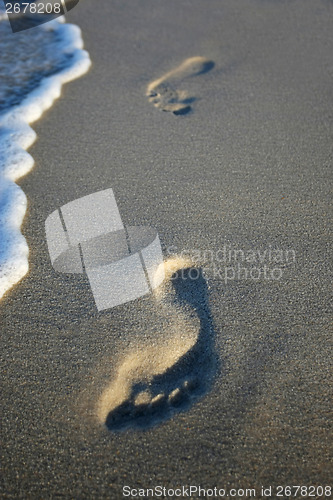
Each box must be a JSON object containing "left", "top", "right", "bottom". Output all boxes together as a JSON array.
[{"left": 1, "top": 0, "right": 332, "bottom": 498}]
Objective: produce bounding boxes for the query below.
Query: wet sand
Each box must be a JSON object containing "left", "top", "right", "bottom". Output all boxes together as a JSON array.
[{"left": 1, "top": 0, "right": 332, "bottom": 497}]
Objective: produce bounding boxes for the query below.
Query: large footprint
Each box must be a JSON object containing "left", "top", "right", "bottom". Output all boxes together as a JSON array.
[
  {"left": 97, "top": 257, "right": 218, "bottom": 431},
  {"left": 146, "top": 56, "right": 215, "bottom": 115}
]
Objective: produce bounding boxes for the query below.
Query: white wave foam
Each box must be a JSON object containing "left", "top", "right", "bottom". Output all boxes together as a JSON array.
[
  {"left": 0, "top": 4, "right": 6, "bottom": 20},
  {"left": 0, "top": 17, "right": 91, "bottom": 299}
]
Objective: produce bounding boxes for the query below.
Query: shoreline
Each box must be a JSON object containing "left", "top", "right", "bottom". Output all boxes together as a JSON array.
[{"left": 0, "top": 17, "right": 91, "bottom": 300}]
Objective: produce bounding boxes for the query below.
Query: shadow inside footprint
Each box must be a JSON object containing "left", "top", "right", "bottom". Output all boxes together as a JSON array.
[{"left": 104, "top": 267, "right": 218, "bottom": 432}]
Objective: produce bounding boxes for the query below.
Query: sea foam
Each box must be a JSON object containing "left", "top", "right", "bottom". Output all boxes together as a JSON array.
[{"left": 0, "top": 10, "right": 91, "bottom": 299}]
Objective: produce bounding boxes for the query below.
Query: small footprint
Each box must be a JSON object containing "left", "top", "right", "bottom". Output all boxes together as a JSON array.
[
  {"left": 146, "top": 56, "right": 215, "bottom": 115},
  {"left": 96, "top": 258, "right": 218, "bottom": 431}
]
